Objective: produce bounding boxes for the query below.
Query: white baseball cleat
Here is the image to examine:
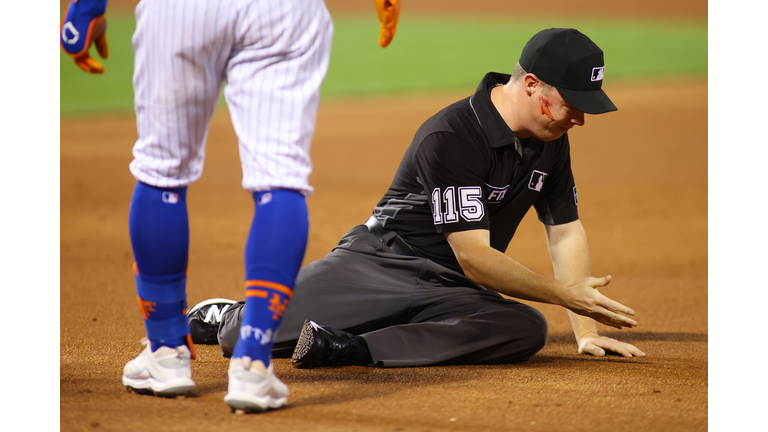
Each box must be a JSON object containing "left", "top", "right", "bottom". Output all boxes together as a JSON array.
[
  {"left": 122, "top": 338, "right": 196, "bottom": 397},
  {"left": 224, "top": 357, "right": 288, "bottom": 413}
]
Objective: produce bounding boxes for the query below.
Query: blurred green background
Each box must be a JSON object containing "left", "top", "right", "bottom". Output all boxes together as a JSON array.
[{"left": 60, "top": 13, "right": 707, "bottom": 116}]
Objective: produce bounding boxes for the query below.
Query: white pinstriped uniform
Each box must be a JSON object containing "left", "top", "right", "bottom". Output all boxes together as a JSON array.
[{"left": 129, "top": 0, "right": 333, "bottom": 196}]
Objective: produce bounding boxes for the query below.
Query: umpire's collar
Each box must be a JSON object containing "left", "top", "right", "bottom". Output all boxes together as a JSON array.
[{"left": 469, "top": 72, "right": 521, "bottom": 151}]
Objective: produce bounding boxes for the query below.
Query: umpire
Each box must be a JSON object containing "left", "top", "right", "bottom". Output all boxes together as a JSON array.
[{"left": 211, "top": 28, "right": 645, "bottom": 367}]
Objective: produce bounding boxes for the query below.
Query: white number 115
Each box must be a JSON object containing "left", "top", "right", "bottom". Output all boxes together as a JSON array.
[{"left": 431, "top": 186, "right": 484, "bottom": 224}]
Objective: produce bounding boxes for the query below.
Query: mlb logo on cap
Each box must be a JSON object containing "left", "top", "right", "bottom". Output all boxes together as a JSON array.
[
  {"left": 591, "top": 67, "right": 604, "bottom": 82},
  {"left": 162, "top": 192, "right": 179, "bottom": 204}
]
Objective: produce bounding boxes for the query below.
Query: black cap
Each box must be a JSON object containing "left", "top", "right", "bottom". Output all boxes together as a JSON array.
[{"left": 519, "top": 28, "right": 617, "bottom": 114}]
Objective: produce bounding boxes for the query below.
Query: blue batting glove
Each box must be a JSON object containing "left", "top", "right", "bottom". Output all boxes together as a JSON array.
[{"left": 60, "top": 0, "right": 109, "bottom": 74}]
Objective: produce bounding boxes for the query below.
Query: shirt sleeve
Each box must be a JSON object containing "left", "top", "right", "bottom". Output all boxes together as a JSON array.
[
  {"left": 533, "top": 135, "right": 579, "bottom": 225},
  {"left": 412, "top": 132, "right": 491, "bottom": 233}
]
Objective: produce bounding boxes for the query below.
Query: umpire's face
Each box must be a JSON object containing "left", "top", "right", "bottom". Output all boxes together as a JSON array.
[{"left": 527, "top": 76, "right": 586, "bottom": 141}]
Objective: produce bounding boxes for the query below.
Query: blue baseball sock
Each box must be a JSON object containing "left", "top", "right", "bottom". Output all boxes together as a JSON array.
[
  {"left": 231, "top": 190, "right": 309, "bottom": 365},
  {"left": 128, "top": 182, "right": 191, "bottom": 353}
]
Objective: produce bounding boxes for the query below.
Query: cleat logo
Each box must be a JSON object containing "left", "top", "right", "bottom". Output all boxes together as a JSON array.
[
  {"left": 62, "top": 22, "right": 80, "bottom": 45},
  {"left": 268, "top": 294, "right": 288, "bottom": 321},
  {"left": 203, "top": 304, "right": 231, "bottom": 324},
  {"left": 240, "top": 325, "right": 273, "bottom": 345}
]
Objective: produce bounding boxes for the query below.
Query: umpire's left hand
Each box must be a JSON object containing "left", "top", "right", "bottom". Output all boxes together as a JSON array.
[{"left": 578, "top": 334, "right": 646, "bottom": 358}]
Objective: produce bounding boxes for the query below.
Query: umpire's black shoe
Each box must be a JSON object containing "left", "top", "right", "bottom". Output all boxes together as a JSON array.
[
  {"left": 291, "top": 320, "right": 372, "bottom": 368},
  {"left": 187, "top": 298, "right": 238, "bottom": 345}
]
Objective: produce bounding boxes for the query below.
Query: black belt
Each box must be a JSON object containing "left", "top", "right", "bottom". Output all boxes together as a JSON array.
[{"left": 364, "top": 216, "right": 419, "bottom": 257}]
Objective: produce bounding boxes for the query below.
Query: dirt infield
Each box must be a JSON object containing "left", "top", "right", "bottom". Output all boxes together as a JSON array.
[
  {"left": 61, "top": 77, "right": 707, "bottom": 431},
  {"left": 60, "top": 1, "right": 707, "bottom": 431}
]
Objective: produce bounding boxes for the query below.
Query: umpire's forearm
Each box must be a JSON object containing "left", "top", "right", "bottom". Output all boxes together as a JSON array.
[
  {"left": 544, "top": 220, "right": 601, "bottom": 340},
  {"left": 446, "top": 230, "right": 568, "bottom": 305}
]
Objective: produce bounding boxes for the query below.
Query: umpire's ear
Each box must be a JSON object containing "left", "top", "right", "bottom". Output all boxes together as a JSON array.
[{"left": 524, "top": 73, "right": 544, "bottom": 97}]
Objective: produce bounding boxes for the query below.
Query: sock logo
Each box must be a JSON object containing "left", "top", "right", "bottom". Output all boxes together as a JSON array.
[
  {"left": 268, "top": 294, "right": 288, "bottom": 321},
  {"left": 138, "top": 298, "right": 156, "bottom": 319},
  {"left": 239, "top": 325, "right": 273, "bottom": 345},
  {"left": 258, "top": 192, "right": 272, "bottom": 205},
  {"left": 162, "top": 192, "right": 179, "bottom": 204}
]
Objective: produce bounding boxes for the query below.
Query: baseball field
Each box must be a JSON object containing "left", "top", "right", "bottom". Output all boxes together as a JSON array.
[{"left": 61, "top": 0, "right": 709, "bottom": 430}]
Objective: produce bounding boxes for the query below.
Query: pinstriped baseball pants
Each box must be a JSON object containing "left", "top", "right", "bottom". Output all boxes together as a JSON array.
[{"left": 129, "top": 0, "right": 333, "bottom": 195}]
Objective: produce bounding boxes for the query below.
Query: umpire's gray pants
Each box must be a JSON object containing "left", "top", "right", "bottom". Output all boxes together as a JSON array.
[{"left": 218, "top": 225, "right": 548, "bottom": 367}]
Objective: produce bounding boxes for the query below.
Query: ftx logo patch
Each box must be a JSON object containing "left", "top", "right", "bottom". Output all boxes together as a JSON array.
[
  {"left": 591, "top": 67, "right": 604, "bottom": 82},
  {"left": 528, "top": 171, "right": 547, "bottom": 192},
  {"left": 484, "top": 184, "right": 509, "bottom": 204}
]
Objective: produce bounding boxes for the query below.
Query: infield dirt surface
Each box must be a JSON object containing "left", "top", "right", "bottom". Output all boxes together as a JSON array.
[{"left": 61, "top": 1, "right": 708, "bottom": 431}]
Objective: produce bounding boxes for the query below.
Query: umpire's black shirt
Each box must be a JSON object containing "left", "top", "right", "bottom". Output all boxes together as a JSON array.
[{"left": 373, "top": 72, "right": 579, "bottom": 274}]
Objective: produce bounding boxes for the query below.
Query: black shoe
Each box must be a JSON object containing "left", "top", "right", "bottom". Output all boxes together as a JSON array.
[
  {"left": 291, "top": 320, "right": 372, "bottom": 368},
  {"left": 187, "top": 298, "right": 238, "bottom": 345}
]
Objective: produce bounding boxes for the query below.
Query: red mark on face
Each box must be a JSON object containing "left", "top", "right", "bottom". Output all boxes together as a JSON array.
[{"left": 539, "top": 96, "right": 554, "bottom": 120}]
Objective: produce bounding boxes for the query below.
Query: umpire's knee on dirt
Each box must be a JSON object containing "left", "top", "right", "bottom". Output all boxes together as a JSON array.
[
  {"left": 460, "top": 305, "right": 548, "bottom": 365},
  {"left": 498, "top": 307, "right": 548, "bottom": 363}
]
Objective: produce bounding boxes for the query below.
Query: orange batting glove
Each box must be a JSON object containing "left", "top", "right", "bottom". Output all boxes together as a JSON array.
[
  {"left": 60, "top": 0, "right": 109, "bottom": 74},
  {"left": 373, "top": 0, "right": 400, "bottom": 48}
]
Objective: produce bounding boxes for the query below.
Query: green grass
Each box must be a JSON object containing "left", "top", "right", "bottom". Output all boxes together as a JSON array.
[
  {"left": 60, "top": 16, "right": 137, "bottom": 116},
  {"left": 325, "top": 16, "right": 707, "bottom": 96},
  {"left": 60, "top": 14, "right": 707, "bottom": 116}
]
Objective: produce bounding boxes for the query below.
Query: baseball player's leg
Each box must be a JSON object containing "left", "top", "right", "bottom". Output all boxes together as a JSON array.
[
  {"left": 220, "top": 0, "right": 332, "bottom": 412},
  {"left": 123, "top": 0, "right": 235, "bottom": 396},
  {"left": 223, "top": 0, "right": 333, "bottom": 196},
  {"left": 128, "top": 183, "right": 190, "bottom": 354},
  {"left": 221, "top": 189, "right": 307, "bottom": 412},
  {"left": 129, "top": 0, "right": 234, "bottom": 188},
  {"left": 230, "top": 189, "right": 308, "bottom": 364},
  {"left": 123, "top": 183, "right": 197, "bottom": 397}
]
